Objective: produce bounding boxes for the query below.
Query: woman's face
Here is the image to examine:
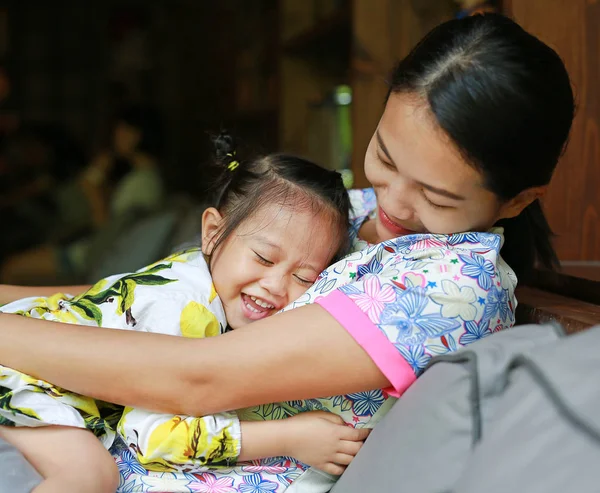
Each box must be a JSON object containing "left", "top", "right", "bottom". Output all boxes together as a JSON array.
[{"left": 364, "top": 93, "right": 511, "bottom": 242}]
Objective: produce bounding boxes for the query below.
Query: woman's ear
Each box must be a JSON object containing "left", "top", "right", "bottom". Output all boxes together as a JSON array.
[
  {"left": 497, "top": 185, "right": 548, "bottom": 220},
  {"left": 201, "top": 208, "right": 223, "bottom": 256}
]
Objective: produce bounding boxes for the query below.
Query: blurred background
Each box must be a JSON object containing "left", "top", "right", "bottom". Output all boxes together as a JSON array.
[{"left": 0, "top": 0, "right": 597, "bottom": 286}]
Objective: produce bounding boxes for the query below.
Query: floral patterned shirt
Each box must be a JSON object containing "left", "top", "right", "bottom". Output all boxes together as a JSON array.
[{"left": 139, "top": 188, "right": 517, "bottom": 493}]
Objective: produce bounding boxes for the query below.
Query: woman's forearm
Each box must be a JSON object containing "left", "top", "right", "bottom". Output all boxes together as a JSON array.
[
  {"left": 0, "top": 285, "right": 92, "bottom": 305},
  {"left": 0, "top": 313, "right": 195, "bottom": 413},
  {"left": 0, "top": 305, "right": 390, "bottom": 416}
]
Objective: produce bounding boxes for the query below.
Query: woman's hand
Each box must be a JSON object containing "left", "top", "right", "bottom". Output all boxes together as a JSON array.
[{"left": 282, "top": 411, "right": 370, "bottom": 475}]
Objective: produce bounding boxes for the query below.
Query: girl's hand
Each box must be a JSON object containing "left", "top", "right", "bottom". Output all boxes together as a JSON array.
[{"left": 282, "top": 411, "right": 370, "bottom": 475}]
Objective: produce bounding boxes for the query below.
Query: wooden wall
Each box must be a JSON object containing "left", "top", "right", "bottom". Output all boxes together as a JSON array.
[
  {"left": 351, "top": 0, "right": 600, "bottom": 278},
  {"left": 350, "top": 0, "right": 454, "bottom": 187},
  {"left": 509, "top": 0, "right": 600, "bottom": 277}
]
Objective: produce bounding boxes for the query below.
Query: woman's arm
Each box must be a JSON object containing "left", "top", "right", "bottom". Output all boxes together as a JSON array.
[
  {"left": 0, "top": 305, "right": 389, "bottom": 415},
  {"left": 0, "top": 285, "right": 92, "bottom": 305}
]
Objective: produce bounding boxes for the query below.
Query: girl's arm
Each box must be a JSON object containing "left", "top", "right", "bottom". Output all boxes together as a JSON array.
[
  {"left": 240, "top": 413, "right": 369, "bottom": 475},
  {"left": 0, "top": 285, "right": 92, "bottom": 305},
  {"left": 0, "top": 304, "right": 390, "bottom": 415},
  {"left": 121, "top": 409, "right": 368, "bottom": 475}
]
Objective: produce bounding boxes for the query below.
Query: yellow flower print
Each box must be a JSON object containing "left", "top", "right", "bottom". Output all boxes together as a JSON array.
[
  {"left": 209, "top": 284, "right": 218, "bottom": 303},
  {"left": 180, "top": 301, "right": 220, "bottom": 338}
]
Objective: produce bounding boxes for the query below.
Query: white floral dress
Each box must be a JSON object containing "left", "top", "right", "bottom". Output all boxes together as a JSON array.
[{"left": 0, "top": 249, "right": 241, "bottom": 471}]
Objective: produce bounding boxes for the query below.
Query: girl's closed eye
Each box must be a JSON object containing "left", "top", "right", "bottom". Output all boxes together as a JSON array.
[
  {"left": 253, "top": 251, "right": 273, "bottom": 266},
  {"left": 293, "top": 275, "right": 314, "bottom": 287}
]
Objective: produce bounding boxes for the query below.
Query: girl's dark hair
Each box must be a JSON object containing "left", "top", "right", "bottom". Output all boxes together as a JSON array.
[
  {"left": 207, "top": 132, "right": 351, "bottom": 261},
  {"left": 388, "top": 13, "right": 575, "bottom": 280}
]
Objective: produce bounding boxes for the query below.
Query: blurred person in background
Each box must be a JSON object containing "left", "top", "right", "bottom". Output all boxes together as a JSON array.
[{"left": 0, "top": 104, "right": 165, "bottom": 285}]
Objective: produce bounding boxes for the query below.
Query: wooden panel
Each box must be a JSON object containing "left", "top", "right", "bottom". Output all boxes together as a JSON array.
[
  {"left": 279, "top": 0, "right": 348, "bottom": 158},
  {"left": 350, "top": 0, "right": 394, "bottom": 188},
  {"left": 350, "top": 0, "right": 453, "bottom": 188},
  {"left": 510, "top": 0, "right": 600, "bottom": 262},
  {"left": 516, "top": 286, "right": 600, "bottom": 333}
]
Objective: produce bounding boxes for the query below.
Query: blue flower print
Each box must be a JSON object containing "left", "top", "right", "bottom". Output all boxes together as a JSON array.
[
  {"left": 313, "top": 274, "right": 337, "bottom": 295},
  {"left": 115, "top": 447, "right": 148, "bottom": 479},
  {"left": 482, "top": 286, "right": 509, "bottom": 326},
  {"left": 339, "top": 283, "right": 362, "bottom": 296},
  {"left": 458, "top": 253, "right": 495, "bottom": 290},
  {"left": 459, "top": 320, "right": 492, "bottom": 345},
  {"left": 357, "top": 256, "right": 383, "bottom": 278},
  {"left": 239, "top": 474, "right": 279, "bottom": 493},
  {"left": 447, "top": 232, "right": 482, "bottom": 246},
  {"left": 428, "top": 333, "right": 460, "bottom": 355},
  {"left": 331, "top": 394, "right": 354, "bottom": 413},
  {"left": 386, "top": 236, "right": 423, "bottom": 255},
  {"left": 397, "top": 344, "right": 432, "bottom": 374},
  {"left": 478, "top": 233, "right": 502, "bottom": 250},
  {"left": 346, "top": 390, "right": 386, "bottom": 416},
  {"left": 379, "top": 287, "right": 461, "bottom": 345},
  {"left": 117, "top": 475, "right": 139, "bottom": 493}
]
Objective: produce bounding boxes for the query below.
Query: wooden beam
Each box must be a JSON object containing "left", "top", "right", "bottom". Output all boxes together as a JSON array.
[{"left": 516, "top": 286, "right": 600, "bottom": 334}]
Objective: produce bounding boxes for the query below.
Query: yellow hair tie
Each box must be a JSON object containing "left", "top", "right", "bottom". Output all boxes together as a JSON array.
[{"left": 226, "top": 152, "right": 239, "bottom": 172}]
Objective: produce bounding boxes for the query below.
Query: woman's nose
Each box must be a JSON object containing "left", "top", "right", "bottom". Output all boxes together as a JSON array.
[{"left": 388, "top": 183, "right": 415, "bottom": 221}]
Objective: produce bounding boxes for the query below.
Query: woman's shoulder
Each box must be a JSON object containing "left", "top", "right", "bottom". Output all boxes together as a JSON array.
[
  {"left": 367, "top": 230, "right": 516, "bottom": 287},
  {"left": 347, "top": 188, "right": 377, "bottom": 253},
  {"left": 348, "top": 188, "right": 377, "bottom": 221},
  {"left": 314, "top": 229, "right": 516, "bottom": 306},
  {"left": 289, "top": 228, "right": 518, "bottom": 391}
]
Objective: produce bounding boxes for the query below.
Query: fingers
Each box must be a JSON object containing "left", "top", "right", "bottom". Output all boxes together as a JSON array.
[
  {"left": 338, "top": 439, "right": 364, "bottom": 456},
  {"left": 321, "top": 463, "right": 346, "bottom": 476},
  {"left": 332, "top": 452, "right": 357, "bottom": 466},
  {"left": 314, "top": 411, "right": 345, "bottom": 425},
  {"left": 339, "top": 426, "right": 371, "bottom": 442}
]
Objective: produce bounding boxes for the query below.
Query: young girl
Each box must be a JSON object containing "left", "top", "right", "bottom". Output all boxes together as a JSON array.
[{"left": 0, "top": 133, "right": 366, "bottom": 493}]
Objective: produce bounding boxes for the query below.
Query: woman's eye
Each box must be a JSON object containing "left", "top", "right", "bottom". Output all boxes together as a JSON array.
[
  {"left": 294, "top": 275, "right": 314, "bottom": 286},
  {"left": 254, "top": 252, "right": 273, "bottom": 266},
  {"left": 376, "top": 151, "right": 396, "bottom": 171},
  {"left": 422, "top": 192, "right": 451, "bottom": 210}
]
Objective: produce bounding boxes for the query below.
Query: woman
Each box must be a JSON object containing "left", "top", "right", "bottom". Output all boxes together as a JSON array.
[{"left": 0, "top": 14, "right": 574, "bottom": 493}]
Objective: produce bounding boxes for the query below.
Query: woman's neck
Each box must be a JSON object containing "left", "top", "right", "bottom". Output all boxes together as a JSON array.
[{"left": 358, "top": 218, "right": 381, "bottom": 244}]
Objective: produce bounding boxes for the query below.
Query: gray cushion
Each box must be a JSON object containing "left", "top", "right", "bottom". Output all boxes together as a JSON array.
[
  {"left": 332, "top": 323, "right": 564, "bottom": 493},
  {"left": 0, "top": 436, "right": 42, "bottom": 493},
  {"left": 454, "top": 326, "right": 600, "bottom": 493}
]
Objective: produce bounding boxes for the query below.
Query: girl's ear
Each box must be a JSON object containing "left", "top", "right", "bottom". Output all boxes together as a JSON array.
[{"left": 201, "top": 208, "right": 224, "bottom": 255}]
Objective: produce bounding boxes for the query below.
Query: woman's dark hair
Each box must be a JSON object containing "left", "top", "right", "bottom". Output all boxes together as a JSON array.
[
  {"left": 206, "top": 131, "right": 351, "bottom": 261},
  {"left": 387, "top": 13, "right": 575, "bottom": 280}
]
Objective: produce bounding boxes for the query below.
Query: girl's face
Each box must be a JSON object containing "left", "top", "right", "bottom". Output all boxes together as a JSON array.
[
  {"left": 202, "top": 201, "right": 338, "bottom": 329},
  {"left": 363, "top": 93, "right": 534, "bottom": 243}
]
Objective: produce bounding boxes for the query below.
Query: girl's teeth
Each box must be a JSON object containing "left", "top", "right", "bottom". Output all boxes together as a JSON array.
[{"left": 249, "top": 296, "right": 275, "bottom": 309}]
